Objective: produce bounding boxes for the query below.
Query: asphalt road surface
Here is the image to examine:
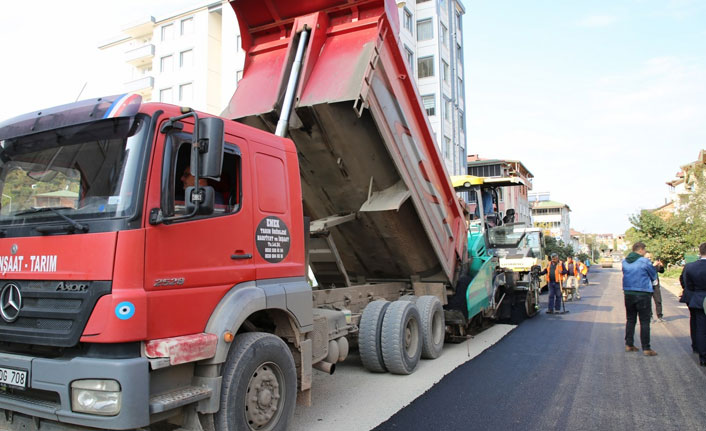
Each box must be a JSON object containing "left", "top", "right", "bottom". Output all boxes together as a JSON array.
[{"left": 373, "top": 266, "right": 706, "bottom": 431}]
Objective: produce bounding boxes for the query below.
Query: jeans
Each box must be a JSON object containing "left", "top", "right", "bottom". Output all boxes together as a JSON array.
[
  {"left": 625, "top": 293, "right": 652, "bottom": 350},
  {"left": 548, "top": 282, "right": 562, "bottom": 311}
]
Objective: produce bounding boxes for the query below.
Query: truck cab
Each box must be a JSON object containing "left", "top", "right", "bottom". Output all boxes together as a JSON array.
[{"left": 0, "top": 94, "right": 315, "bottom": 430}]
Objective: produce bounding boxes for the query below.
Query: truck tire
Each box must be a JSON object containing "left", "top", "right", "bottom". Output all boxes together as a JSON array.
[
  {"left": 215, "top": 332, "right": 296, "bottom": 431},
  {"left": 381, "top": 301, "right": 422, "bottom": 375},
  {"left": 525, "top": 278, "right": 540, "bottom": 318},
  {"left": 416, "top": 295, "right": 444, "bottom": 359},
  {"left": 359, "top": 300, "right": 390, "bottom": 373}
]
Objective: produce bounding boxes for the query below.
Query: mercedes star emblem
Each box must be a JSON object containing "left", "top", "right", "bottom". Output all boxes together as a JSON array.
[{"left": 0, "top": 284, "right": 22, "bottom": 323}]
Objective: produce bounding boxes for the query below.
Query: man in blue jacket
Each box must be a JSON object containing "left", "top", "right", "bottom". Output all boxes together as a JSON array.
[
  {"left": 622, "top": 242, "right": 658, "bottom": 356},
  {"left": 679, "top": 242, "right": 706, "bottom": 367}
]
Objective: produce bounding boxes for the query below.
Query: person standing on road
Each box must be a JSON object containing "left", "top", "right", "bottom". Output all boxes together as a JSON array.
[
  {"left": 622, "top": 242, "right": 658, "bottom": 356},
  {"left": 565, "top": 257, "right": 581, "bottom": 301},
  {"left": 583, "top": 258, "right": 591, "bottom": 284},
  {"left": 539, "top": 253, "right": 567, "bottom": 314},
  {"left": 645, "top": 253, "right": 665, "bottom": 322},
  {"left": 679, "top": 242, "right": 706, "bottom": 367}
]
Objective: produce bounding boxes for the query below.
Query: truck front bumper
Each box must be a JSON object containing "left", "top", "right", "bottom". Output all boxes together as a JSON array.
[{"left": 0, "top": 353, "right": 149, "bottom": 430}]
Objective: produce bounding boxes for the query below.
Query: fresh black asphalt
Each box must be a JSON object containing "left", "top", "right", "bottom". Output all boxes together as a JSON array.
[{"left": 373, "top": 267, "right": 706, "bottom": 431}]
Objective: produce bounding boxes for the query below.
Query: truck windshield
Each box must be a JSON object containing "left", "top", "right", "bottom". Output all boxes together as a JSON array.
[
  {"left": 526, "top": 231, "right": 542, "bottom": 258},
  {"left": 0, "top": 115, "right": 149, "bottom": 228},
  {"left": 488, "top": 223, "right": 527, "bottom": 248}
]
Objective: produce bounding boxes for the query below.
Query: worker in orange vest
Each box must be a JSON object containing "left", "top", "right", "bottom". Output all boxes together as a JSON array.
[
  {"left": 565, "top": 257, "right": 581, "bottom": 301},
  {"left": 539, "top": 253, "right": 568, "bottom": 314},
  {"left": 579, "top": 260, "right": 589, "bottom": 285}
]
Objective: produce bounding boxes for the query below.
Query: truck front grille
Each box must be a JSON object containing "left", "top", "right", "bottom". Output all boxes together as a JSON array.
[{"left": 0, "top": 281, "right": 111, "bottom": 347}]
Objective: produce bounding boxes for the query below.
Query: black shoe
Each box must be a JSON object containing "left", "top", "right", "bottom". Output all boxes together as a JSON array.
[{"left": 546, "top": 310, "right": 554, "bottom": 314}]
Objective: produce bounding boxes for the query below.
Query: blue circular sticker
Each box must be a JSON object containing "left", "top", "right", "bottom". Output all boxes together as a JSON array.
[{"left": 115, "top": 302, "right": 135, "bottom": 320}]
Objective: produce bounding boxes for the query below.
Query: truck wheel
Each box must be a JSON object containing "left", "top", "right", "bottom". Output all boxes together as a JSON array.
[
  {"left": 381, "top": 301, "right": 422, "bottom": 375},
  {"left": 417, "top": 296, "right": 444, "bottom": 359},
  {"left": 215, "top": 332, "right": 296, "bottom": 431},
  {"left": 359, "top": 300, "right": 390, "bottom": 373},
  {"left": 525, "top": 278, "right": 540, "bottom": 318}
]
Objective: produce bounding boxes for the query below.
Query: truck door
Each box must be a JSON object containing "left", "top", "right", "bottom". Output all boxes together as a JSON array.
[{"left": 144, "top": 127, "right": 254, "bottom": 334}]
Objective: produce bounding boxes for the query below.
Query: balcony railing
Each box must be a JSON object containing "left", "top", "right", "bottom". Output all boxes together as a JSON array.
[
  {"left": 125, "top": 44, "right": 155, "bottom": 66},
  {"left": 124, "top": 76, "right": 154, "bottom": 94}
]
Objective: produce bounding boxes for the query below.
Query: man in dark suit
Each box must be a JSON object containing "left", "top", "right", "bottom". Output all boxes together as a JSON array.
[{"left": 680, "top": 242, "right": 706, "bottom": 367}]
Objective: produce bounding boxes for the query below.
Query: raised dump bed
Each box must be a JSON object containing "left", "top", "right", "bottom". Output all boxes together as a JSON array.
[{"left": 224, "top": 0, "right": 466, "bottom": 287}]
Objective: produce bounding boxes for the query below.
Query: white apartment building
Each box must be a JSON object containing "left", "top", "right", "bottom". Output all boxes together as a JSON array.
[
  {"left": 397, "top": 0, "right": 467, "bottom": 175},
  {"left": 531, "top": 200, "right": 572, "bottom": 245},
  {"left": 98, "top": 1, "right": 243, "bottom": 116},
  {"left": 99, "top": 0, "right": 466, "bottom": 174}
]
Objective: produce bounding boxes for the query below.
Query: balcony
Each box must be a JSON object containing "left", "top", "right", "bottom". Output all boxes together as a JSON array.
[
  {"left": 124, "top": 76, "right": 154, "bottom": 98},
  {"left": 122, "top": 16, "right": 155, "bottom": 38},
  {"left": 125, "top": 44, "right": 155, "bottom": 66}
]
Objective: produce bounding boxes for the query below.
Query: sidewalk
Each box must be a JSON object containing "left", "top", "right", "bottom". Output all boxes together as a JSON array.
[{"left": 660, "top": 276, "right": 682, "bottom": 298}]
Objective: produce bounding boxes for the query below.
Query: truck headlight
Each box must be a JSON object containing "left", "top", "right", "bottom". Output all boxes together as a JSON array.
[{"left": 71, "top": 379, "right": 122, "bottom": 416}]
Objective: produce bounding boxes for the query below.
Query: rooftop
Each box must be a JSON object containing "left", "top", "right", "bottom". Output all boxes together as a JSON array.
[{"left": 532, "top": 200, "right": 570, "bottom": 211}]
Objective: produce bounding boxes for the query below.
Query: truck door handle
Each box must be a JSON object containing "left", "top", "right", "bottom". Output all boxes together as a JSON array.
[{"left": 231, "top": 253, "right": 253, "bottom": 260}]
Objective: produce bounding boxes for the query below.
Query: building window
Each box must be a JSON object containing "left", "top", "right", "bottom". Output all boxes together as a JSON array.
[
  {"left": 181, "top": 17, "right": 194, "bottom": 36},
  {"left": 236, "top": 70, "right": 243, "bottom": 82},
  {"left": 161, "top": 24, "right": 174, "bottom": 41},
  {"left": 160, "top": 55, "right": 173, "bottom": 73},
  {"left": 404, "top": 46, "right": 414, "bottom": 72},
  {"left": 458, "top": 112, "right": 464, "bottom": 131},
  {"left": 137, "top": 65, "right": 152, "bottom": 76},
  {"left": 180, "top": 50, "right": 193, "bottom": 68},
  {"left": 456, "top": 12, "right": 462, "bottom": 34},
  {"left": 444, "top": 98, "right": 451, "bottom": 122},
  {"left": 403, "top": 8, "right": 413, "bottom": 34},
  {"left": 441, "top": 23, "right": 448, "bottom": 48},
  {"left": 422, "top": 94, "right": 435, "bottom": 116},
  {"left": 179, "top": 83, "right": 193, "bottom": 104},
  {"left": 160, "top": 87, "right": 173, "bottom": 103},
  {"left": 417, "top": 56, "right": 434, "bottom": 78},
  {"left": 469, "top": 164, "right": 501, "bottom": 177},
  {"left": 417, "top": 19, "right": 433, "bottom": 41},
  {"left": 444, "top": 136, "right": 451, "bottom": 159},
  {"left": 442, "top": 60, "right": 449, "bottom": 83},
  {"left": 457, "top": 77, "right": 464, "bottom": 101}
]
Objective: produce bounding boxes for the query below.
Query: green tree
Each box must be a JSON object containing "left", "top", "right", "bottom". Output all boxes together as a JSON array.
[
  {"left": 544, "top": 236, "right": 575, "bottom": 261},
  {"left": 626, "top": 166, "right": 706, "bottom": 264}
]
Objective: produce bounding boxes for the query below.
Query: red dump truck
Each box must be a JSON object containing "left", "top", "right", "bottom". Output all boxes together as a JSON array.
[{"left": 0, "top": 1, "right": 528, "bottom": 430}]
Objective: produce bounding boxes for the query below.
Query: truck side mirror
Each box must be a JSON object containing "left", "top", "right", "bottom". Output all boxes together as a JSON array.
[
  {"left": 185, "top": 185, "right": 215, "bottom": 215},
  {"left": 192, "top": 117, "right": 224, "bottom": 179}
]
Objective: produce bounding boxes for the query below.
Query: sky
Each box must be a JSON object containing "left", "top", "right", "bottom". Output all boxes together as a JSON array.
[
  {"left": 464, "top": 0, "right": 706, "bottom": 234},
  {"left": 1, "top": 1, "right": 705, "bottom": 235}
]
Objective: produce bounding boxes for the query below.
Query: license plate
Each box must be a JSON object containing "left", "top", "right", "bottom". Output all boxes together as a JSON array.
[{"left": 0, "top": 367, "right": 27, "bottom": 389}]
